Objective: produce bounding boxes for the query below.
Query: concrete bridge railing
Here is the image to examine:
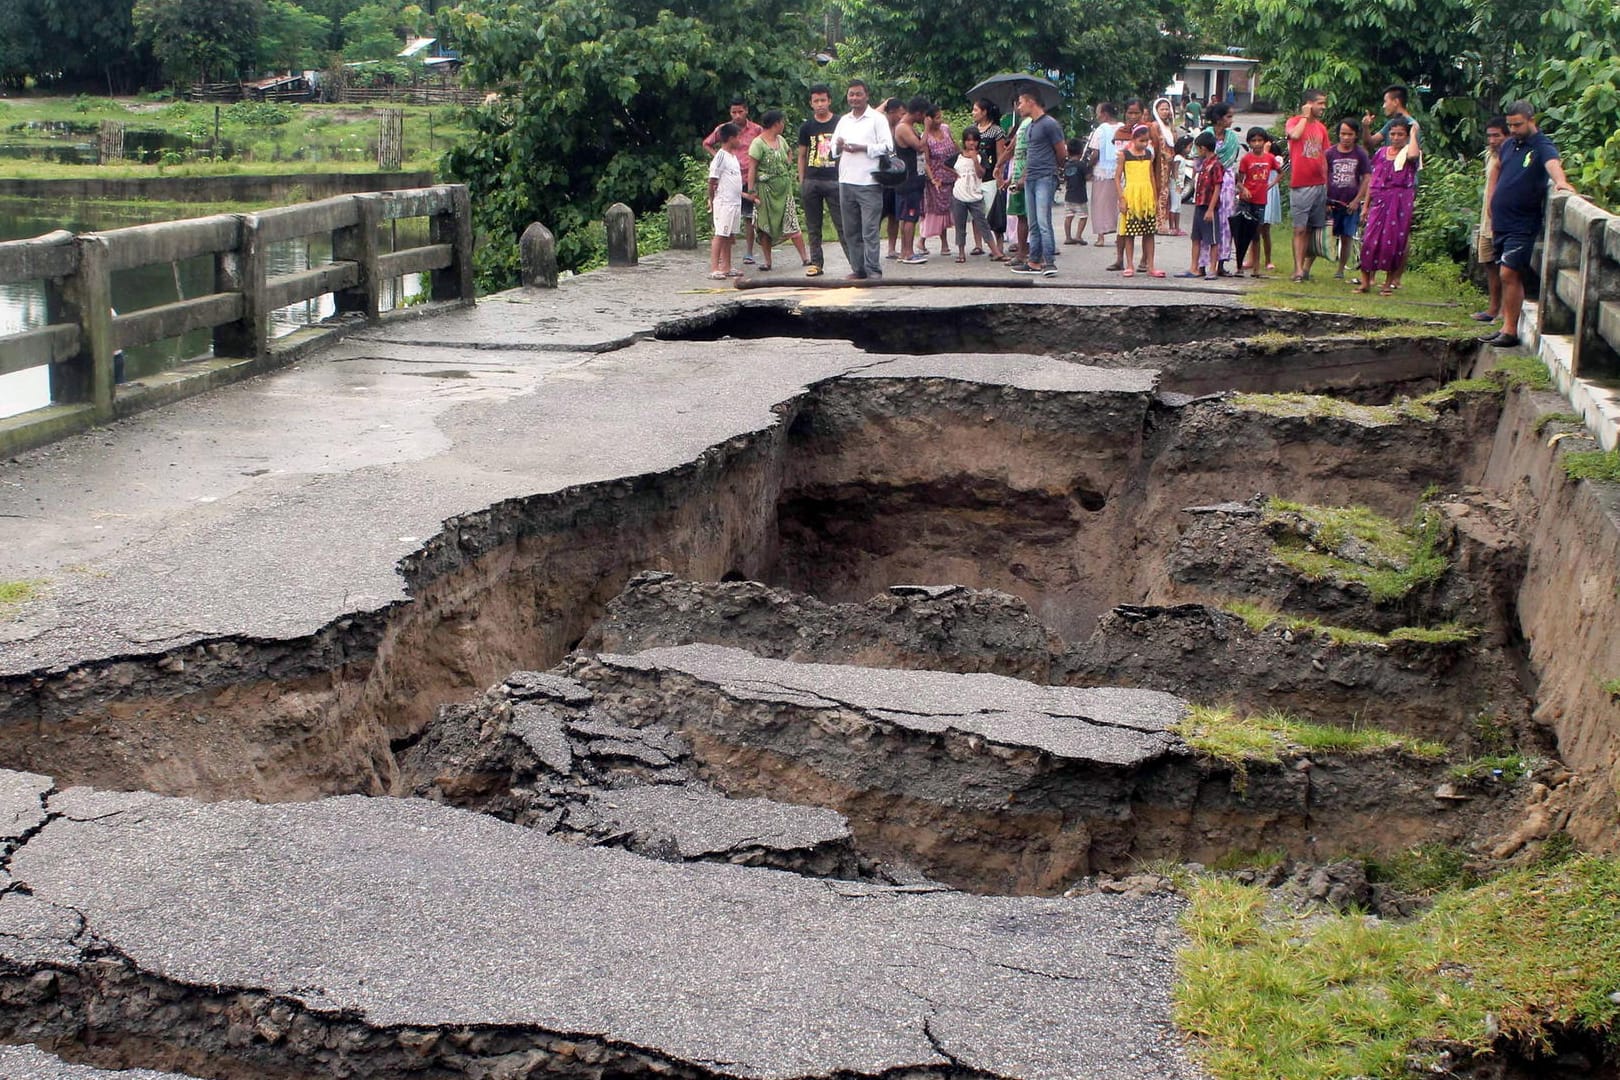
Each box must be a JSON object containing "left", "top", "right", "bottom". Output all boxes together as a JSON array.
[
  {"left": 1541, "top": 192, "right": 1620, "bottom": 375},
  {"left": 0, "top": 183, "right": 474, "bottom": 456}
]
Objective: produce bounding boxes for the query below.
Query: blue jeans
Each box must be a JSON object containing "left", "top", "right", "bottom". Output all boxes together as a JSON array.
[{"left": 1025, "top": 174, "right": 1058, "bottom": 266}]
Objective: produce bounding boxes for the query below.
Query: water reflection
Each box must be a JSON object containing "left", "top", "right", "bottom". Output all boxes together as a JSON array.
[{"left": 0, "top": 200, "right": 423, "bottom": 419}]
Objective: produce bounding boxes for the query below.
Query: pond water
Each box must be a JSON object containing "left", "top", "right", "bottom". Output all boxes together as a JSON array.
[
  {"left": 0, "top": 200, "right": 422, "bottom": 420},
  {"left": 0, "top": 121, "right": 237, "bottom": 165}
]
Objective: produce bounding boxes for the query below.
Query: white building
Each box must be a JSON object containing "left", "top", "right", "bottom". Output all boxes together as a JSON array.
[{"left": 1172, "top": 54, "right": 1262, "bottom": 108}]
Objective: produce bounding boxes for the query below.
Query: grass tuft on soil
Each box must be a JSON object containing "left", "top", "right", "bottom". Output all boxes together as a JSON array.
[
  {"left": 1176, "top": 704, "right": 1446, "bottom": 768},
  {"left": 1265, "top": 499, "right": 1448, "bottom": 603},
  {"left": 1175, "top": 854, "right": 1620, "bottom": 1080},
  {"left": 0, "top": 580, "right": 42, "bottom": 617},
  {"left": 1233, "top": 372, "right": 1514, "bottom": 427},
  {"left": 1224, "top": 601, "right": 1475, "bottom": 647},
  {"left": 1534, "top": 411, "right": 1586, "bottom": 436}
]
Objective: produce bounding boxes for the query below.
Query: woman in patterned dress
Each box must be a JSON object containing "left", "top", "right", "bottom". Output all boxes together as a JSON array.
[
  {"left": 746, "top": 110, "right": 809, "bottom": 271},
  {"left": 920, "top": 103, "right": 960, "bottom": 256},
  {"left": 1355, "top": 117, "right": 1421, "bottom": 295}
]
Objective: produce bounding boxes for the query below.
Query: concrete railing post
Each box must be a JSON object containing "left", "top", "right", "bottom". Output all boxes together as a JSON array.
[
  {"left": 1569, "top": 211, "right": 1618, "bottom": 376},
  {"left": 521, "top": 222, "right": 558, "bottom": 289},
  {"left": 431, "top": 184, "right": 476, "bottom": 304},
  {"left": 605, "top": 203, "right": 637, "bottom": 267},
  {"left": 57, "top": 235, "right": 116, "bottom": 419},
  {"left": 214, "top": 212, "right": 266, "bottom": 358},
  {"left": 667, "top": 194, "right": 696, "bottom": 250},
  {"left": 334, "top": 193, "right": 383, "bottom": 320},
  {"left": 1541, "top": 193, "right": 1579, "bottom": 338}
]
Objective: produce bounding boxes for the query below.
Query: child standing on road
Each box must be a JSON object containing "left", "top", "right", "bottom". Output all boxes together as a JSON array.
[
  {"left": 707, "top": 123, "right": 748, "bottom": 279},
  {"left": 1234, "top": 127, "right": 1282, "bottom": 277},
  {"left": 1063, "top": 138, "right": 1090, "bottom": 245},
  {"left": 1181, "top": 132, "right": 1223, "bottom": 280},
  {"left": 952, "top": 129, "right": 1004, "bottom": 261},
  {"left": 1117, "top": 125, "right": 1163, "bottom": 277}
]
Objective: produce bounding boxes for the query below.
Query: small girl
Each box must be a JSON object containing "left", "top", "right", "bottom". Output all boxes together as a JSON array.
[
  {"left": 1117, "top": 124, "right": 1162, "bottom": 277},
  {"left": 1182, "top": 131, "right": 1222, "bottom": 280},
  {"left": 952, "top": 129, "right": 1003, "bottom": 261},
  {"left": 1357, "top": 117, "right": 1421, "bottom": 295}
]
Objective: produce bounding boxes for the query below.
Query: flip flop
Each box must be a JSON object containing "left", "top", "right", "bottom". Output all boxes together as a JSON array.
[
  {"left": 1122, "top": 268, "right": 1136, "bottom": 278},
  {"left": 970, "top": 248, "right": 985, "bottom": 255},
  {"left": 1174, "top": 271, "right": 1199, "bottom": 278},
  {"left": 708, "top": 271, "right": 727, "bottom": 280},
  {"left": 954, "top": 255, "right": 966, "bottom": 263},
  {"left": 1149, "top": 270, "right": 1166, "bottom": 278}
]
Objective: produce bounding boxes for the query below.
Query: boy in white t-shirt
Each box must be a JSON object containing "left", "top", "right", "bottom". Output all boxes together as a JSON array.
[{"left": 707, "top": 123, "right": 749, "bottom": 278}]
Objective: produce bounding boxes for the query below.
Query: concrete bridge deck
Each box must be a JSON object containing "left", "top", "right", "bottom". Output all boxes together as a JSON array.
[{"left": 0, "top": 246, "right": 1241, "bottom": 676}]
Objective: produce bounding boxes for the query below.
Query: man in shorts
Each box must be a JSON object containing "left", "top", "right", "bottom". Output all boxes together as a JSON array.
[
  {"left": 1471, "top": 117, "right": 1507, "bottom": 324},
  {"left": 1285, "top": 88, "right": 1329, "bottom": 281},
  {"left": 1483, "top": 101, "right": 1577, "bottom": 348}
]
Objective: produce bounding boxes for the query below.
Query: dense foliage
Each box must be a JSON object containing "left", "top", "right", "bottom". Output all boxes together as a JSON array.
[
  {"left": 1214, "top": 0, "right": 1620, "bottom": 209},
  {"left": 0, "top": 0, "right": 442, "bottom": 90},
  {"left": 836, "top": 0, "right": 1188, "bottom": 129},
  {"left": 442, "top": 0, "right": 816, "bottom": 286}
]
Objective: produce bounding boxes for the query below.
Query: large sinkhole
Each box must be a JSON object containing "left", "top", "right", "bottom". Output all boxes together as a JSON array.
[{"left": 0, "top": 311, "right": 1574, "bottom": 897}]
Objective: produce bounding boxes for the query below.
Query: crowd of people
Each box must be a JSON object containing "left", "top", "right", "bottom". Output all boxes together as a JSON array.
[{"left": 701, "top": 82, "right": 1576, "bottom": 345}]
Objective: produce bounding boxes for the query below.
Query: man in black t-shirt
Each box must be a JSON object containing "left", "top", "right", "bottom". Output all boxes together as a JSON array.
[
  {"left": 1482, "top": 100, "right": 1577, "bottom": 348},
  {"left": 797, "top": 83, "right": 844, "bottom": 277}
]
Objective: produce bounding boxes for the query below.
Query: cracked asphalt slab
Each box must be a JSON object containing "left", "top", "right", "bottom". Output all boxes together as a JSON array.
[
  {"left": 0, "top": 246, "right": 1223, "bottom": 676},
  {"left": 600, "top": 644, "right": 1187, "bottom": 766},
  {"left": 0, "top": 1045, "right": 202, "bottom": 1079},
  {"left": 0, "top": 775, "right": 1202, "bottom": 1080}
]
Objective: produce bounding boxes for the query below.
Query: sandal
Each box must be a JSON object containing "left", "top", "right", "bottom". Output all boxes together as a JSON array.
[
  {"left": 1379, "top": 286, "right": 1393, "bottom": 296},
  {"left": 954, "top": 255, "right": 966, "bottom": 263},
  {"left": 989, "top": 253, "right": 1009, "bottom": 262},
  {"left": 805, "top": 265, "right": 823, "bottom": 277},
  {"left": 1149, "top": 269, "right": 1166, "bottom": 278},
  {"left": 970, "top": 248, "right": 985, "bottom": 255},
  {"left": 708, "top": 271, "right": 727, "bottom": 280},
  {"left": 1174, "top": 271, "right": 1199, "bottom": 278},
  {"left": 725, "top": 269, "right": 744, "bottom": 277},
  {"left": 1352, "top": 283, "right": 1369, "bottom": 293},
  {"left": 1122, "top": 267, "right": 1136, "bottom": 278}
]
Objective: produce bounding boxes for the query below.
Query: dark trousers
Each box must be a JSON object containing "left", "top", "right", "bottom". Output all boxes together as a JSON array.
[
  {"left": 1231, "top": 202, "right": 1264, "bottom": 269},
  {"left": 800, "top": 177, "right": 843, "bottom": 269}
]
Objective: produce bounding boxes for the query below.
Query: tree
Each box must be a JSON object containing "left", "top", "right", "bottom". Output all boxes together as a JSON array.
[
  {"left": 1518, "top": 0, "right": 1620, "bottom": 208},
  {"left": 0, "top": 0, "right": 152, "bottom": 92},
  {"left": 259, "top": 0, "right": 333, "bottom": 72},
  {"left": 838, "top": 0, "right": 1188, "bottom": 128},
  {"left": 341, "top": 0, "right": 424, "bottom": 59},
  {"left": 134, "top": 0, "right": 264, "bottom": 85},
  {"left": 444, "top": 0, "right": 816, "bottom": 284}
]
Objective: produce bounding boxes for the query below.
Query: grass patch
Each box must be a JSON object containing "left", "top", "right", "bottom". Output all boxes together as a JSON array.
[
  {"left": 1266, "top": 500, "right": 1448, "bottom": 603},
  {"left": 1534, "top": 411, "right": 1586, "bottom": 436},
  {"left": 1366, "top": 841, "right": 1480, "bottom": 895},
  {"left": 1241, "top": 243, "right": 1489, "bottom": 332},
  {"left": 1447, "top": 753, "right": 1535, "bottom": 782},
  {"left": 1562, "top": 448, "right": 1620, "bottom": 483},
  {"left": 1176, "top": 704, "right": 1447, "bottom": 772},
  {"left": 0, "top": 580, "right": 42, "bottom": 617},
  {"left": 1233, "top": 377, "right": 1507, "bottom": 428},
  {"left": 1223, "top": 601, "right": 1477, "bottom": 648},
  {"left": 1175, "top": 855, "right": 1620, "bottom": 1080},
  {"left": 1490, "top": 353, "right": 1554, "bottom": 391}
]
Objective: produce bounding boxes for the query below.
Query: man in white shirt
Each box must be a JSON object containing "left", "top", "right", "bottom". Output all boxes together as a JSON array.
[{"left": 833, "top": 79, "right": 893, "bottom": 280}]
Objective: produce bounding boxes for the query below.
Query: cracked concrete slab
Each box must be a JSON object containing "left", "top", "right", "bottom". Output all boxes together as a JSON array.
[
  {"left": 0, "top": 776, "right": 1200, "bottom": 1080},
  {"left": 598, "top": 644, "right": 1185, "bottom": 766}
]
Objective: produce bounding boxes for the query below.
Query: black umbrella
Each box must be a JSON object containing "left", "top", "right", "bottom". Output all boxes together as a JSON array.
[{"left": 966, "top": 73, "right": 1061, "bottom": 116}]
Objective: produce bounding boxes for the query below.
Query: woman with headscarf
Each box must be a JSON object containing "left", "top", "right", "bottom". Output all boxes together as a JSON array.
[{"left": 1150, "top": 97, "right": 1181, "bottom": 235}]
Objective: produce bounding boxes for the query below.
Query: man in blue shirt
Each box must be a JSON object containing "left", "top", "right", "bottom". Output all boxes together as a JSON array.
[{"left": 1482, "top": 101, "right": 1577, "bottom": 348}]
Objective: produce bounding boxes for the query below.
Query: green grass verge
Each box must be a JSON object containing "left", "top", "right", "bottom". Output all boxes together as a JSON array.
[
  {"left": 1223, "top": 600, "right": 1475, "bottom": 647},
  {"left": 1534, "top": 411, "right": 1586, "bottom": 436},
  {"left": 1266, "top": 499, "right": 1448, "bottom": 603},
  {"left": 1240, "top": 242, "right": 1489, "bottom": 332},
  {"left": 1563, "top": 448, "right": 1620, "bottom": 483},
  {"left": 1175, "top": 855, "right": 1620, "bottom": 1080},
  {"left": 1175, "top": 704, "right": 1447, "bottom": 769}
]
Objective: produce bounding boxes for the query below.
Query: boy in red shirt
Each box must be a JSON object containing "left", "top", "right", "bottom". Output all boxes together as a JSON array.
[{"left": 1234, "top": 127, "right": 1283, "bottom": 278}]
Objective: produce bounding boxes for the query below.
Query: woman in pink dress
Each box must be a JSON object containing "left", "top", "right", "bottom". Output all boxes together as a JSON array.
[
  {"left": 1355, "top": 117, "right": 1421, "bottom": 296},
  {"left": 919, "top": 102, "right": 959, "bottom": 256}
]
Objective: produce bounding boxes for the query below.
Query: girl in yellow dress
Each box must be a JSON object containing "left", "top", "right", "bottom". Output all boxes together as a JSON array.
[{"left": 1116, "top": 124, "right": 1164, "bottom": 277}]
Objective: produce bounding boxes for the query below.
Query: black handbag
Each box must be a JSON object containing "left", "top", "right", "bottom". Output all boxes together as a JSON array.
[{"left": 871, "top": 152, "right": 909, "bottom": 187}]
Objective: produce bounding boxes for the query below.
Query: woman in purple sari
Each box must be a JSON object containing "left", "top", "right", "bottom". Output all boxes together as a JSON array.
[{"left": 1356, "top": 117, "right": 1421, "bottom": 295}]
